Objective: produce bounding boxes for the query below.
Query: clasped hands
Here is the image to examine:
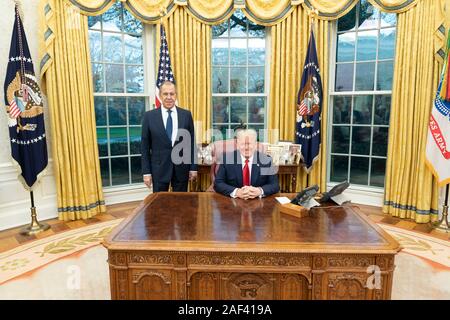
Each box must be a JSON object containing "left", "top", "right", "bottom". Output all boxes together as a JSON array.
[{"left": 235, "top": 186, "right": 262, "bottom": 200}]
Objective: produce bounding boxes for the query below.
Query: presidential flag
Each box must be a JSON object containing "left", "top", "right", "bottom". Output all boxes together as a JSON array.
[
  {"left": 295, "top": 29, "right": 323, "bottom": 173},
  {"left": 155, "top": 24, "right": 175, "bottom": 108},
  {"left": 425, "top": 29, "right": 450, "bottom": 186},
  {"left": 3, "top": 5, "right": 48, "bottom": 190}
]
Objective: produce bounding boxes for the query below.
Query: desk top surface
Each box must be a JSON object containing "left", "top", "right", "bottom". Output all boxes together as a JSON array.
[{"left": 104, "top": 192, "right": 400, "bottom": 254}]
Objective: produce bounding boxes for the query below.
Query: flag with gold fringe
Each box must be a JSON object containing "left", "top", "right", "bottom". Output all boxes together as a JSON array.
[
  {"left": 3, "top": 4, "right": 48, "bottom": 190},
  {"left": 425, "top": 29, "right": 450, "bottom": 186}
]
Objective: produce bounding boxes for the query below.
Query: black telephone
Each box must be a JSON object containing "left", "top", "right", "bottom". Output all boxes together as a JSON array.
[
  {"left": 290, "top": 185, "right": 319, "bottom": 206},
  {"left": 319, "top": 181, "right": 350, "bottom": 202}
]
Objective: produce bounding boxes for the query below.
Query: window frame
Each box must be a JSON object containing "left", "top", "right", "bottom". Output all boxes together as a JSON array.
[
  {"left": 211, "top": 14, "right": 271, "bottom": 142},
  {"left": 89, "top": 6, "right": 156, "bottom": 190},
  {"left": 326, "top": 2, "right": 396, "bottom": 204}
]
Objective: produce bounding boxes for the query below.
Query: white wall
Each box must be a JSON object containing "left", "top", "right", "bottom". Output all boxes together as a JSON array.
[{"left": 0, "top": 0, "right": 58, "bottom": 231}]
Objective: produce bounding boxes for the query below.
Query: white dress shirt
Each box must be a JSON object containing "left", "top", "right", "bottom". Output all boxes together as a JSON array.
[
  {"left": 230, "top": 154, "right": 264, "bottom": 198},
  {"left": 161, "top": 106, "right": 178, "bottom": 147}
]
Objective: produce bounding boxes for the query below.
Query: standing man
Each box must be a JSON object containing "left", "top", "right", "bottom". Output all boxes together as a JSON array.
[
  {"left": 214, "top": 129, "right": 279, "bottom": 199},
  {"left": 141, "top": 81, "right": 197, "bottom": 192}
]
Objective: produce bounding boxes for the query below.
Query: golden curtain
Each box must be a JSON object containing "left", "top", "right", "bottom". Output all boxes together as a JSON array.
[
  {"left": 162, "top": 7, "right": 212, "bottom": 190},
  {"left": 40, "top": 0, "right": 106, "bottom": 221},
  {"left": 382, "top": 0, "right": 444, "bottom": 223},
  {"left": 269, "top": 6, "right": 329, "bottom": 192}
]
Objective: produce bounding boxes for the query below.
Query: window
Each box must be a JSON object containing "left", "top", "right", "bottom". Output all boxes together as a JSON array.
[
  {"left": 211, "top": 10, "right": 268, "bottom": 141},
  {"left": 329, "top": 0, "right": 396, "bottom": 188},
  {"left": 88, "top": 3, "right": 151, "bottom": 187}
]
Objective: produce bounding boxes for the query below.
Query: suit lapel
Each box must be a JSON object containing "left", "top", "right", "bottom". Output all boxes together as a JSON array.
[
  {"left": 235, "top": 151, "right": 243, "bottom": 187},
  {"left": 157, "top": 107, "right": 173, "bottom": 146},
  {"left": 251, "top": 152, "right": 259, "bottom": 186}
]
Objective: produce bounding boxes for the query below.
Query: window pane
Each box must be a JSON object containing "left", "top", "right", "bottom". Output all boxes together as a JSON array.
[
  {"left": 97, "top": 128, "right": 108, "bottom": 157},
  {"left": 372, "top": 127, "right": 388, "bottom": 156},
  {"left": 212, "top": 124, "right": 229, "bottom": 141},
  {"left": 128, "top": 97, "right": 145, "bottom": 125},
  {"left": 248, "top": 66, "right": 264, "bottom": 93},
  {"left": 248, "top": 124, "right": 265, "bottom": 141},
  {"left": 212, "top": 21, "right": 228, "bottom": 38},
  {"left": 332, "top": 126, "right": 350, "bottom": 153},
  {"left": 129, "top": 127, "right": 141, "bottom": 155},
  {"left": 103, "top": 33, "right": 123, "bottom": 63},
  {"left": 337, "top": 6, "right": 356, "bottom": 32},
  {"left": 108, "top": 97, "right": 126, "bottom": 125},
  {"left": 353, "top": 95, "right": 373, "bottom": 124},
  {"left": 230, "top": 38, "right": 247, "bottom": 65},
  {"left": 335, "top": 63, "right": 354, "bottom": 91},
  {"left": 212, "top": 67, "right": 229, "bottom": 93},
  {"left": 111, "top": 157, "right": 129, "bottom": 185},
  {"left": 248, "top": 24, "right": 265, "bottom": 37},
  {"left": 130, "top": 156, "right": 142, "bottom": 183},
  {"left": 330, "top": 155, "right": 349, "bottom": 182},
  {"left": 92, "top": 63, "right": 104, "bottom": 92},
  {"left": 248, "top": 97, "right": 265, "bottom": 124},
  {"left": 381, "top": 12, "right": 396, "bottom": 27},
  {"left": 333, "top": 96, "right": 351, "bottom": 124},
  {"left": 379, "top": 28, "right": 396, "bottom": 59},
  {"left": 376, "top": 61, "right": 394, "bottom": 90},
  {"left": 212, "top": 38, "right": 229, "bottom": 65},
  {"left": 102, "top": 3, "right": 122, "bottom": 32},
  {"left": 355, "top": 62, "right": 375, "bottom": 90},
  {"left": 248, "top": 38, "right": 265, "bottom": 65},
  {"left": 123, "top": 9, "right": 143, "bottom": 34},
  {"left": 89, "top": 30, "right": 102, "bottom": 62},
  {"left": 374, "top": 95, "right": 390, "bottom": 125},
  {"left": 109, "top": 127, "right": 128, "bottom": 156},
  {"left": 351, "top": 126, "right": 371, "bottom": 155},
  {"left": 350, "top": 156, "right": 369, "bottom": 185},
  {"left": 124, "top": 34, "right": 143, "bottom": 64},
  {"left": 358, "top": 0, "right": 379, "bottom": 30},
  {"left": 230, "top": 67, "right": 247, "bottom": 93},
  {"left": 356, "top": 30, "right": 377, "bottom": 61},
  {"left": 94, "top": 96, "right": 107, "bottom": 126},
  {"left": 88, "top": 16, "right": 101, "bottom": 30},
  {"left": 212, "top": 97, "right": 229, "bottom": 123},
  {"left": 229, "top": 11, "right": 247, "bottom": 37},
  {"left": 371, "top": 158, "right": 386, "bottom": 187},
  {"left": 126, "top": 65, "right": 144, "bottom": 93},
  {"left": 230, "top": 97, "right": 247, "bottom": 124},
  {"left": 100, "top": 159, "right": 110, "bottom": 187},
  {"left": 105, "top": 64, "right": 124, "bottom": 93},
  {"left": 337, "top": 33, "right": 355, "bottom": 62}
]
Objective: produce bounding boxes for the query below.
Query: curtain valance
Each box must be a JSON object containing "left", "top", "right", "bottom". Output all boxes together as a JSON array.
[{"left": 67, "top": 0, "right": 422, "bottom": 25}]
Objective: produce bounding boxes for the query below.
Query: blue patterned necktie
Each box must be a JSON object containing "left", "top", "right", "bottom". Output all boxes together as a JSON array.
[{"left": 166, "top": 109, "right": 173, "bottom": 143}]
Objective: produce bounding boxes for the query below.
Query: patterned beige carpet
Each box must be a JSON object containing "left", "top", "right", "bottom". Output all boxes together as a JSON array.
[{"left": 0, "top": 220, "right": 449, "bottom": 299}]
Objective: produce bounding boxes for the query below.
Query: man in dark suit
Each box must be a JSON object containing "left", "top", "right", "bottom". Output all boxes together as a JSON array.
[
  {"left": 141, "top": 81, "right": 197, "bottom": 192},
  {"left": 214, "top": 129, "right": 279, "bottom": 199}
]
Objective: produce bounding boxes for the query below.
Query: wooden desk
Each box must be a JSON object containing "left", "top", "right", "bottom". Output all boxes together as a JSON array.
[
  {"left": 195, "top": 163, "right": 300, "bottom": 192},
  {"left": 104, "top": 193, "right": 400, "bottom": 300}
]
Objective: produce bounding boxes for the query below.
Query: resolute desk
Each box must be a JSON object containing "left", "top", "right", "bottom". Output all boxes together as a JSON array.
[{"left": 104, "top": 192, "right": 400, "bottom": 300}]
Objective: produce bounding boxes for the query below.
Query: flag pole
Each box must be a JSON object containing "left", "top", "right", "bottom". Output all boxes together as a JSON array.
[
  {"left": 20, "top": 191, "right": 50, "bottom": 236},
  {"left": 431, "top": 184, "right": 449, "bottom": 231}
]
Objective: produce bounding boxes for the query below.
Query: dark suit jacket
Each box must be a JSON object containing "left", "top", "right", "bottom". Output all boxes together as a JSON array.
[
  {"left": 214, "top": 151, "right": 279, "bottom": 197},
  {"left": 141, "top": 106, "right": 197, "bottom": 184}
]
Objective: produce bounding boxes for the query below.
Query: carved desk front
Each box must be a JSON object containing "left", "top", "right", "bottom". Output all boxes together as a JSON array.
[{"left": 103, "top": 193, "right": 400, "bottom": 300}]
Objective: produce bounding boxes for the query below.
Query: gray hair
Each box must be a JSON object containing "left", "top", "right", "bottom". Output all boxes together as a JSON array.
[{"left": 236, "top": 128, "right": 257, "bottom": 142}]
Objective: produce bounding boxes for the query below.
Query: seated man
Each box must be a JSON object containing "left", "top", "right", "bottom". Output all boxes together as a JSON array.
[{"left": 214, "top": 129, "right": 280, "bottom": 199}]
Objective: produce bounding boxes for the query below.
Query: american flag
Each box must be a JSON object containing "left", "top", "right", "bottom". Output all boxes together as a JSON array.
[
  {"left": 155, "top": 25, "right": 175, "bottom": 108},
  {"left": 8, "top": 98, "right": 21, "bottom": 118}
]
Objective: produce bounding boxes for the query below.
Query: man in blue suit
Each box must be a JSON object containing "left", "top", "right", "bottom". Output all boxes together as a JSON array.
[
  {"left": 214, "top": 129, "right": 279, "bottom": 199},
  {"left": 141, "top": 81, "right": 197, "bottom": 192}
]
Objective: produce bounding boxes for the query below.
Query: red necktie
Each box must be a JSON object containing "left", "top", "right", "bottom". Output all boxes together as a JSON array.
[{"left": 243, "top": 159, "right": 250, "bottom": 186}]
